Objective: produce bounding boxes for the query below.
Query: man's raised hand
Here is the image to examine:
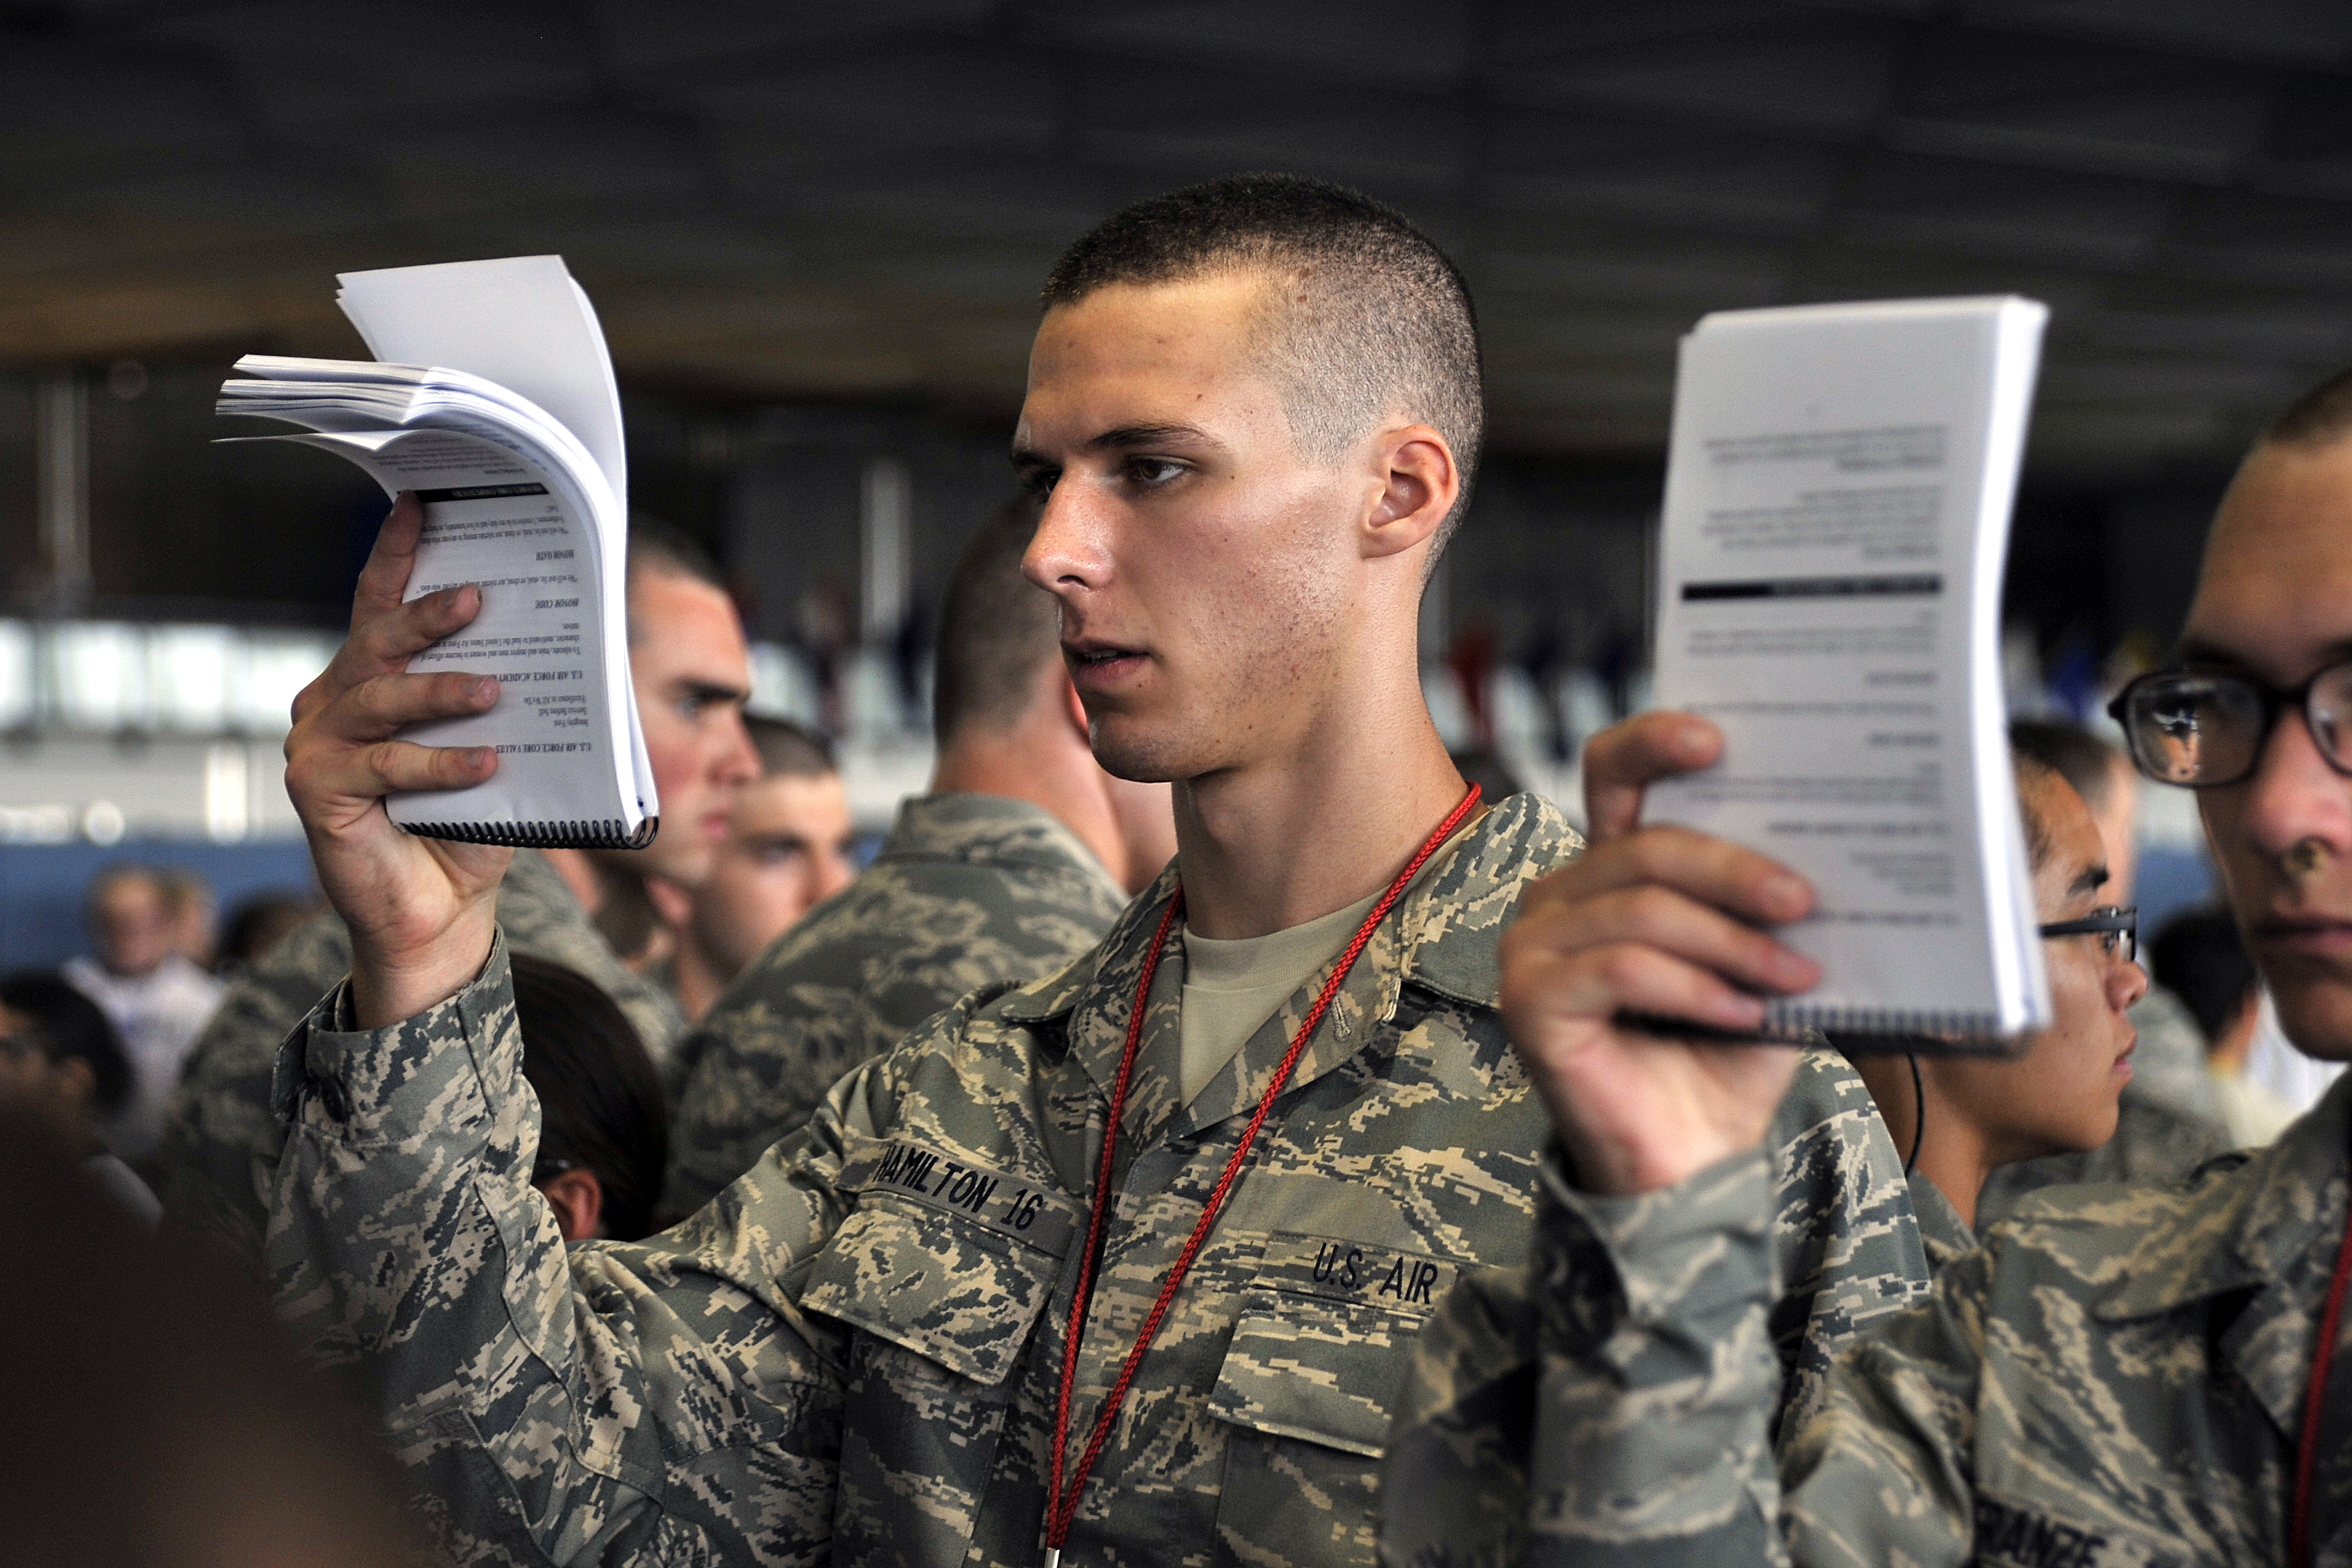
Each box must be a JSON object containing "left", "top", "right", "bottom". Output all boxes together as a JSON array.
[
  {"left": 1500, "top": 712, "right": 1820, "bottom": 1196},
  {"left": 284, "top": 493, "right": 512, "bottom": 1028}
]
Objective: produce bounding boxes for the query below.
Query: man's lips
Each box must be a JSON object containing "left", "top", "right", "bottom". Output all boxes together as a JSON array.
[
  {"left": 2251, "top": 915, "right": 2352, "bottom": 957},
  {"left": 1066, "top": 641, "right": 1147, "bottom": 686}
]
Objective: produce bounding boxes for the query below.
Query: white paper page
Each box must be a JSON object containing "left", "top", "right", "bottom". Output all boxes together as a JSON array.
[
  {"left": 336, "top": 257, "right": 626, "bottom": 505},
  {"left": 244, "top": 427, "right": 641, "bottom": 838},
  {"left": 1646, "top": 297, "right": 2050, "bottom": 1040}
]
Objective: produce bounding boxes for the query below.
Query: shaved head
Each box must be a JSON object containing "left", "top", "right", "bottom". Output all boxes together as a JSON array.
[{"left": 1041, "top": 172, "right": 1484, "bottom": 551}]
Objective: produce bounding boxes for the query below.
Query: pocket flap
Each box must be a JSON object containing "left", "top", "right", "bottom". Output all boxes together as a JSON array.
[
  {"left": 1207, "top": 1233, "right": 1470, "bottom": 1458},
  {"left": 1208, "top": 1305, "right": 1427, "bottom": 1459},
  {"left": 801, "top": 1137, "right": 1079, "bottom": 1387}
]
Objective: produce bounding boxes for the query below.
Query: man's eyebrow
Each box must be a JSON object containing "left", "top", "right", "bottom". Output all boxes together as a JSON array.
[
  {"left": 1009, "top": 423, "right": 1222, "bottom": 469},
  {"left": 2069, "top": 861, "right": 2111, "bottom": 899},
  {"left": 2177, "top": 635, "right": 2352, "bottom": 670},
  {"left": 680, "top": 678, "right": 750, "bottom": 706}
]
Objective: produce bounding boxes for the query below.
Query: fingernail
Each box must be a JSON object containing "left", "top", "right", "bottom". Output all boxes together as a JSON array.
[
  {"left": 470, "top": 748, "right": 495, "bottom": 769},
  {"left": 473, "top": 678, "right": 499, "bottom": 703}
]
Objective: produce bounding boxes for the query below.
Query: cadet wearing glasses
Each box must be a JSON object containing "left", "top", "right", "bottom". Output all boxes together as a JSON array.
[
  {"left": 1840, "top": 725, "right": 2147, "bottom": 1273},
  {"left": 1380, "top": 363, "right": 2352, "bottom": 1566}
]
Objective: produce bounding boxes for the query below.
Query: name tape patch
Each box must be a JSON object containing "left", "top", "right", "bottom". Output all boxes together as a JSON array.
[
  {"left": 840, "top": 1137, "right": 1077, "bottom": 1258},
  {"left": 1974, "top": 1497, "right": 2115, "bottom": 1568},
  {"left": 1254, "top": 1232, "right": 1464, "bottom": 1314}
]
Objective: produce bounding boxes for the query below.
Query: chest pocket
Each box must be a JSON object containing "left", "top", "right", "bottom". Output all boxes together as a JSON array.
[
  {"left": 800, "top": 1133, "right": 1079, "bottom": 1380},
  {"left": 1206, "top": 1233, "right": 1467, "bottom": 1568},
  {"left": 800, "top": 1135, "right": 1079, "bottom": 1563}
]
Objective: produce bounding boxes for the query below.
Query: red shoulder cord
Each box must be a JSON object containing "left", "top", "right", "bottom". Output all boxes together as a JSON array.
[
  {"left": 2291, "top": 1181, "right": 2352, "bottom": 1565},
  {"left": 1039, "top": 784, "right": 1482, "bottom": 1567}
]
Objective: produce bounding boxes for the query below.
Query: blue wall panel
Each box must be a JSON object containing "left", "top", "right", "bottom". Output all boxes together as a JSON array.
[{"left": 0, "top": 840, "right": 318, "bottom": 973}]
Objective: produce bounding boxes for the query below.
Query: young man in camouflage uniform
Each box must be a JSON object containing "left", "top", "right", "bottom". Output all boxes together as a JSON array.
[
  {"left": 261, "top": 175, "right": 1921, "bottom": 1568},
  {"left": 1382, "top": 368, "right": 2352, "bottom": 1566},
  {"left": 154, "top": 527, "right": 757, "bottom": 1266},
  {"left": 661, "top": 496, "right": 1163, "bottom": 1217}
]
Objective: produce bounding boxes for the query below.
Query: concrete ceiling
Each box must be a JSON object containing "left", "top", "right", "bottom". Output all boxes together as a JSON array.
[{"left": 5, "top": 0, "right": 2352, "bottom": 472}]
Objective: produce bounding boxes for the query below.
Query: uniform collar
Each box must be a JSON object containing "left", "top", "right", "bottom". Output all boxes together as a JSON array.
[
  {"left": 999, "top": 792, "right": 1582, "bottom": 1123},
  {"left": 2084, "top": 1071, "right": 2351, "bottom": 1441},
  {"left": 877, "top": 791, "right": 1123, "bottom": 889},
  {"left": 2091, "top": 1073, "right": 2351, "bottom": 1322}
]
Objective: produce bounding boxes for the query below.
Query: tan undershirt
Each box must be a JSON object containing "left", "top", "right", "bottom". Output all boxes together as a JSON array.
[{"left": 1175, "top": 890, "right": 1382, "bottom": 1107}]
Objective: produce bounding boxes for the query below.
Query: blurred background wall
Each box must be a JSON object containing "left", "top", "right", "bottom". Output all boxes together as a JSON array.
[{"left": 6, "top": 0, "right": 2336, "bottom": 962}]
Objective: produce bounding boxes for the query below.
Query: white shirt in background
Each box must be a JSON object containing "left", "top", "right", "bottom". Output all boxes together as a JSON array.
[
  {"left": 63, "top": 953, "right": 225, "bottom": 1168},
  {"left": 2243, "top": 989, "right": 2346, "bottom": 1121}
]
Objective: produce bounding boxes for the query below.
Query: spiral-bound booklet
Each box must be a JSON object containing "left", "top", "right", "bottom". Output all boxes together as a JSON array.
[
  {"left": 1645, "top": 297, "right": 2052, "bottom": 1050},
  {"left": 218, "top": 256, "right": 657, "bottom": 849}
]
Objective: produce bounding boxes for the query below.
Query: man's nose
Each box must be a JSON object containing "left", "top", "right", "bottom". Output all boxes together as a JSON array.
[
  {"left": 1022, "top": 485, "right": 1107, "bottom": 596},
  {"left": 2236, "top": 706, "right": 2352, "bottom": 860},
  {"left": 714, "top": 711, "right": 759, "bottom": 784},
  {"left": 2113, "top": 954, "right": 2149, "bottom": 1012}
]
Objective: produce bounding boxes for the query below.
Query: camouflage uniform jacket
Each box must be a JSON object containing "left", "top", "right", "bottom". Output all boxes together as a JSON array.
[
  {"left": 1976, "top": 987, "right": 2230, "bottom": 1226},
  {"left": 1378, "top": 1049, "right": 1932, "bottom": 1568},
  {"left": 663, "top": 791, "right": 1129, "bottom": 1216},
  {"left": 1909, "top": 1168, "right": 1975, "bottom": 1276},
  {"left": 267, "top": 794, "right": 1629, "bottom": 1567},
  {"left": 1388, "top": 1069, "right": 2352, "bottom": 1567},
  {"left": 159, "top": 849, "right": 684, "bottom": 1267}
]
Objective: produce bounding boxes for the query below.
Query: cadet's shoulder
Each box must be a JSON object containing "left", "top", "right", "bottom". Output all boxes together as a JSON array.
[
  {"left": 1446, "top": 792, "right": 1585, "bottom": 893},
  {"left": 1955, "top": 1148, "right": 2263, "bottom": 1313},
  {"left": 1396, "top": 793, "right": 1584, "bottom": 1007},
  {"left": 195, "top": 908, "right": 356, "bottom": 1054}
]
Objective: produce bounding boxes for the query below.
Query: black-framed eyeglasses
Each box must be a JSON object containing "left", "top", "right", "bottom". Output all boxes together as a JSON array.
[
  {"left": 2108, "top": 661, "right": 2352, "bottom": 789},
  {"left": 2038, "top": 905, "right": 2138, "bottom": 965}
]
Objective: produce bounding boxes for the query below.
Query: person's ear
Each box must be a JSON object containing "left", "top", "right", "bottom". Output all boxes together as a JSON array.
[
  {"left": 642, "top": 874, "right": 694, "bottom": 931},
  {"left": 50, "top": 1056, "right": 95, "bottom": 1112},
  {"left": 1361, "top": 424, "right": 1458, "bottom": 563},
  {"left": 535, "top": 1168, "right": 604, "bottom": 1242}
]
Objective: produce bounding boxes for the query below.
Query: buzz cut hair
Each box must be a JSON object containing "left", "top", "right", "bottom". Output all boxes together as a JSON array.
[
  {"left": 2261, "top": 365, "right": 2352, "bottom": 451},
  {"left": 1040, "top": 172, "right": 1486, "bottom": 553},
  {"left": 626, "top": 518, "right": 730, "bottom": 647},
  {"left": 627, "top": 518, "right": 727, "bottom": 593},
  {"left": 933, "top": 493, "right": 1060, "bottom": 747},
  {"left": 745, "top": 715, "right": 834, "bottom": 780}
]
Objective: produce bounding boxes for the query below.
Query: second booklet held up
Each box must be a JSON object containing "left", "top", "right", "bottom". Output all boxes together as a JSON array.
[
  {"left": 218, "top": 255, "right": 658, "bottom": 850},
  {"left": 1646, "top": 296, "right": 2053, "bottom": 1049}
]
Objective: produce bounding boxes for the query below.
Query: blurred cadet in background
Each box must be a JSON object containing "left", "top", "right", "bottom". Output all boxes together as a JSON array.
[
  {"left": 0, "top": 1102, "right": 419, "bottom": 1568},
  {"left": 645, "top": 715, "right": 857, "bottom": 1023},
  {"left": 63, "top": 862, "right": 225, "bottom": 1171},
  {"left": 0, "top": 970, "right": 154, "bottom": 1223},
  {"left": 1846, "top": 754, "right": 2147, "bottom": 1271},
  {"left": 215, "top": 889, "right": 319, "bottom": 977},
  {"left": 661, "top": 495, "right": 1164, "bottom": 1215},
  {"left": 1974, "top": 718, "right": 2230, "bottom": 1223},
  {"left": 512, "top": 955, "right": 670, "bottom": 1243},
  {"left": 2153, "top": 902, "right": 2297, "bottom": 1148},
  {"left": 164, "top": 867, "right": 220, "bottom": 970},
  {"left": 156, "top": 522, "right": 753, "bottom": 1267}
]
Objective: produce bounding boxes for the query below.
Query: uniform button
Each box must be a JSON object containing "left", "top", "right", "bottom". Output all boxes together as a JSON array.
[{"left": 316, "top": 1075, "right": 351, "bottom": 1122}]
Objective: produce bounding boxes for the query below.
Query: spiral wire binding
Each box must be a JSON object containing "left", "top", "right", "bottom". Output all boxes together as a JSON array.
[{"left": 400, "top": 815, "right": 659, "bottom": 851}]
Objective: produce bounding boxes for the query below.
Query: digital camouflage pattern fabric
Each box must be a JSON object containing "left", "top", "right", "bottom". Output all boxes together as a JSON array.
[
  {"left": 1907, "top": 1168, "right": 1976, "bottom": 1277},
  {"left": 1382, "top": 1071, "right": 2352, "bottom": 1568},
  {"left": 272, "top": 793, "right": 1624, "bottom": 1567},
  {"left": 662, "top": 792, "right": 1128, "bottom": 1217},
  {"left": 267, "top": 792, "right": 1943, "bottom": 1568},
  {"left": 1377, "top": 1046, "right": 1933, "bottom": 1568},
  {"left": 158, "top": 849, "right": 685, "bottom": 1267},
  {"left": 1976, "top": 985, "right": 2231, "bottom": 1226}
]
